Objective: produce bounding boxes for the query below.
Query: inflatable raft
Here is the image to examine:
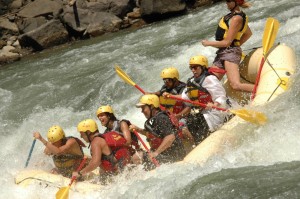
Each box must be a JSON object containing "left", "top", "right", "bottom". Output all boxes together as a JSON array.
[
  {"left": 184, "top": 43, "right": 296, "bottom": 164},
  {"left": 15, "top": 22, "right": 297, "bottom": 193}
]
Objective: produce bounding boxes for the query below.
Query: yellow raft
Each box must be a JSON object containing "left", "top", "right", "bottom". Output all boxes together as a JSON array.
[{"left": 15, "top": 41, "right": 297, "bottom": 193}]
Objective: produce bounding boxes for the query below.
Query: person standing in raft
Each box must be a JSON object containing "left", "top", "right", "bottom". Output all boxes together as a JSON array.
[
  {"left": 96, "top": 105, "right": 140, "bottom": 155},
  {"left": 164, "top": 55, "right": 231, "bottom": 145},
  {"left": 202, "top": 0, "right": 254, "bottom": 92},
  {"left": 147, "top": 67, "right": 195, "bottom": 151},
  {"left": 130, "top": 94, "right": 186, "bottom": 170},
  {"left": 72, "top": 119, "right": 131, "bottom": 184},
  {"left": 33, "top": 125, "right": 86, "bottom": 178}
]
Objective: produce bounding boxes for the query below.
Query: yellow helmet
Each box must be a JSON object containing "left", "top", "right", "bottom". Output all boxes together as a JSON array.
[
  {"left": 47, "top": 125, "right": 65, "bottom": 143},
  {"left": 96, "top": 105, "right": 114, "bottom": 116},
  {"left": 160, "top": 67, "right": 179, "bottom": 80},
  {"left": 189, "top": 55, "right": 208, "bottom": 68},
  {"left": 77, "top": 119, "right": 98, "bottom": 134},
  {"left": 136, "top": 94, "right": 160, "bottom": 108}
]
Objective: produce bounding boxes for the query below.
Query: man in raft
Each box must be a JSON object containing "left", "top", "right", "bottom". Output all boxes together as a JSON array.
[
  {"left": 72, "top": 119, "right": 131, "bottom": 184},
  {"left": 163, "top": 55, "right": 232, "bottom": 145},
  {"left": 33, "top": 125, "right": 86, "bottom": 178},
  {"left": 96, "top": 105, "right": 140, "bottom": 155},
  {"left": 147, "top": 66, "right": 195, "bottom": 151},
  {"left": 130, "top": 94, "right": 186, "bottom": 170}
]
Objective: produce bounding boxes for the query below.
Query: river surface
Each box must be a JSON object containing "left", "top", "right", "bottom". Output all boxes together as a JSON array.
[{"left": 1, "top": 0, "right": 300, "bottom": 198}]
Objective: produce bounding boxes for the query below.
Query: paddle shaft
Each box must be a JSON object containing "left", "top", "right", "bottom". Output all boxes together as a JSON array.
[
  {"left": 135, "top": 85, "right": 145, "bottom": 94},
  {"left": 25, "top": 139, "right": 36, "bottom": 168},
  {"left": 133, "top": 130, "right": 160, "bottom": 167},
  {"left": 69, "top": 157, "right": 87, "bottom": 186},
  {"left": 168, "top": 95, "right": 227, "bottom": 112}
]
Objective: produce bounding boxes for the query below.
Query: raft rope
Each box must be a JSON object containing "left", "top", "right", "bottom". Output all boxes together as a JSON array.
[
  {"left": 265, "top": 58, "right": 286, "bottom": 102},
  {"left": 15, "top": 177, "right": 60, "bottom": 188}
]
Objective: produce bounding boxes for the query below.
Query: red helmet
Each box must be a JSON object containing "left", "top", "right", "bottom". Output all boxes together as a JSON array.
[{"left": 235, "top": 0, "right": 244, "bottom": 5}]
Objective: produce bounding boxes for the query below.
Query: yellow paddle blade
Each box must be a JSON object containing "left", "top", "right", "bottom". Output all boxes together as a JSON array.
[
  {"left": 115, "top": 65, "right": 136, "bottom": 86},
  {"left": 229, "top": 109, "right": 267, "bottom": 125},
  {"left": 56, "top": 186, "right": 70, "bottom": 199},
  {"left": 262, "top": 17, "right": 280, "bottom": 55}
]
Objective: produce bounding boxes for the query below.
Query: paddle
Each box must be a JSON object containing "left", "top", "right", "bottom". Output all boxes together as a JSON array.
[
  {"left": 56, "top": 157, "right": 87, "bottom": 199},
  {"left": 167, "top": 95, "right": 267, "bottom": 125},
  {"left": 132, "top": 130, "right": 160, "bottom": 167},
  {"left": 115, "top": 65, "right": 145, "bottom": 94},
  {"left": 24, "top": 139, "right": 36, "bottom": 168},
  {"left": 251, "top": 17, "right": 280, "bottom": 100}
]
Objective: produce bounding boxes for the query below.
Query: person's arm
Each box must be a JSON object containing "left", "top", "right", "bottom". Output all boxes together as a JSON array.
[
  {"left": 175, "top": 106, "right": 191, "bottom": 119},
  {"left": 129, "top": 124, "right": 148, "bottom": 136},
  {"left": 76, "top": 138, "right": 102, "bottom": 176},
  {"left": 33, "top": 132, "right": 75, "bottom": 155},
  {"left": 120, "top": 121, "right": 132, "bottom": 146},
  {"left": 239, "top": 25, "right": 252, "bottom": 46},
  {"left": 152, "top": 134, "right": 175, "bottom": 157},
  {"left": 203, "top": 76, "right": 228, "bottom": 109},
  {"left": 202, "top": 15, "right": 243, "bottom": 48},
  {"left": 47, "top": 139, "right": 77, "bottom": 155}
]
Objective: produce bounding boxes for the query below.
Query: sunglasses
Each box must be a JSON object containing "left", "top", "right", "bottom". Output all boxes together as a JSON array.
[
  {"left": 163, "top": 78, "right": 173, "bottom": 83},
  {"left": 226, "top": 0, "right": 235, "bottom": 2}
]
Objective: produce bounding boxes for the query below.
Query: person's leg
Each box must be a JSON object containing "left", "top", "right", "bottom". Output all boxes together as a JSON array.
[{"left": 225, "top": 61, "right": 254, "bottom": 92}]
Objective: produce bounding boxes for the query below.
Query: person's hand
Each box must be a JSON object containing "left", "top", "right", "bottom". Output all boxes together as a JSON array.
[
  {"left": 33, "top": 132, "right": 42, "bottom": 140},
  {"left": 201, "top": 40, "right": 209, "bottom": 47},
  {"left": 148, "top": 151, "right": 158, "bottom": 159},
  {"left": 162, "top": 92, "right": 171, "bottom": 98},
  {"left": 129, "top": 124, "right": 139, "bottom": 132},
  {"left": 72, "top": 171, "right": 80, "bottom": 179},
  {"left": 205, "top": 102, "right": 214, "bottom": 110}
]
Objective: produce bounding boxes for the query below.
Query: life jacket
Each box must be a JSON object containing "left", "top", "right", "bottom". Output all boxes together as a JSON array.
[
  {"left": 144, "top": 111, "right": 180, "bottom": 150},
  {"left": 215, "top": 11, "right": 248, "bottom": 47},
  {"left": 104, "top": 120, "right": 140, "bottom": 153},
  {"left": 186, "top": 70, "right": 213, "bottom": 107},
  {"left": 52, "top": 137, "right": 86, "bottom": 177},
  {"left": 159, "top": 81, "right": 186, "bottom": 114},
  {"left": 93, "top": 132, "right": 131, "bottom": 173}
]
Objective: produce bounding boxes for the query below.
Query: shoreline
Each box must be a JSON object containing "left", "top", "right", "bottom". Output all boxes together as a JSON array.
[{"left": 0, "top": 0, "right": 222, "bottom": 67}]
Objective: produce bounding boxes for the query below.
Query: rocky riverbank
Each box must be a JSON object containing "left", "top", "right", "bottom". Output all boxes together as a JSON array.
[{"left": 0, "top": 0, "right": 222, "bottom": 66}]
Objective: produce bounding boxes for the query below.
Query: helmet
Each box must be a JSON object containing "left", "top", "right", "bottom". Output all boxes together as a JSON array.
[
  {"left": 47, "top": 125, "right": 65, "bottom": 143},
  {"left": 136, "top": 94, "right": 160, "bottom": 108},
  {"left": 77, "top": 119, "right": 98, "bottom": 134},
  {"left": 189, "top": 55, "right": 208, "bottom": 68},
  {"left": 96, "top": 105, "right": 114, "bottom": 116},
  {"left": 160, "top": 67, "right": 179, "bottom": 80}
]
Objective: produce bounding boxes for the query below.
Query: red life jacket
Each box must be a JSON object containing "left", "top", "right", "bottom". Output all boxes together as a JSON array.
[
  {"left": 95, "top": 132, "right": 131, "bottom": 173},
  {"left": 104, "top": 120, "right": 141, "bottom": 154}
]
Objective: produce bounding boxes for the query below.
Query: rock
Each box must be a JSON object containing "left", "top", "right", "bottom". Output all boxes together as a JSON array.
[
  {"left": 139, "top": 0, "right": 186, "bottom": 16},
  {"left": 9, "top": 0, "right": 23, "bottom": 11},
  {"left": 0, "top": 40, "right": 6, "bottom": 49},
  {"left": 127, "top": 7, "right": 141, "bottom": 19},
  {"left": 18, "top": 19, "right": 69, "bottom": 51},
  {"left": 16, "top": 16, "right": 48, "bottom": 34},
  {"left": 0, "top": 17, "right": 19, "bottom": 33},
  {"left": 86, "top": 0, "right": 134, "bottom": 18},
  {"left": 17, "top": 0, "right": 63, "bottom": 18},
  {"left": 0, "top": 45, "right": 21, "bottom": 65},
  {"left": 63, "top": 6, "right": 122, "bottom": 37}
]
